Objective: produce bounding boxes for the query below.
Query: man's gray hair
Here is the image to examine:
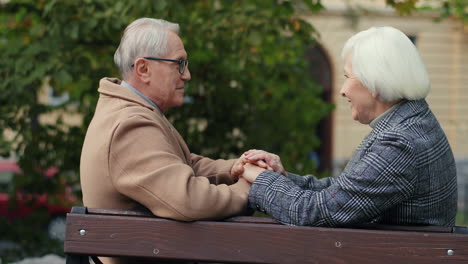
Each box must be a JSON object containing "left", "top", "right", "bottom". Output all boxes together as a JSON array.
[
  {"left": 341, "top": 26, "right": 430, "bottom": 102},
  {"left": 114, "top": 18, "right": 180, "bottom": 79}
]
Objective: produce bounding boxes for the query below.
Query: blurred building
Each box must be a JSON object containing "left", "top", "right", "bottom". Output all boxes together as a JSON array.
[{"left": 301, "top": 0, "right": 468, "bottom": 219}]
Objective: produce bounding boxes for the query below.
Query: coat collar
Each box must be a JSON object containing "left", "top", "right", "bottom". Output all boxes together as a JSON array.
[
  {"left": 97, "top": 77, "right": 162, "bottom": 115},
  {"left": 372, "top": 99, "right": 429, "bottom": 135}
]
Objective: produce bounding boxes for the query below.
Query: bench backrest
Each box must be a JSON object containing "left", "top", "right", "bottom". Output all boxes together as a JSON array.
[{"left": 64, "top": 206, "right": 468, "bottom": 264}]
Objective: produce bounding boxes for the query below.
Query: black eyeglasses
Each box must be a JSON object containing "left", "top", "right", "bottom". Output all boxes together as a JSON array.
[{"left": 131, "top": 57, "right": 189, "bottom": 74}]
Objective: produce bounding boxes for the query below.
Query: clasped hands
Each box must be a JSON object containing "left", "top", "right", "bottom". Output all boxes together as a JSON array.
[{"left": 231, "top": 149, "right": 286, "bottom": 184}]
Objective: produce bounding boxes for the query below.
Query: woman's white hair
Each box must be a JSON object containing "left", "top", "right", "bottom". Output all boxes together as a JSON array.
[
  {"left": 114, "top": 18, "right": 180, "bottom": 79},
  {"left": 341, "top": 26, "right": 430, "bottom": 102}
]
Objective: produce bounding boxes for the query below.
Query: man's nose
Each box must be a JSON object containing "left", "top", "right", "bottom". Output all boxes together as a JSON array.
[{"left": 182, "top": 67, "right": 191, "bottom": 81}]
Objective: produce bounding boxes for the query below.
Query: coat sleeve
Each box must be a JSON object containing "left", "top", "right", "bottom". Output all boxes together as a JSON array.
[
  {"left": 109, "top": 114, "right": 250, "bottom": 221},
  {"left": 285, "top": 172, "right": 333, "bottom": 190},
  {"left": 189, "top": 153, "right": 236, "bottom": 185},
  {"left": 248, "top": 131, "right": 417, "bottom": 226}
]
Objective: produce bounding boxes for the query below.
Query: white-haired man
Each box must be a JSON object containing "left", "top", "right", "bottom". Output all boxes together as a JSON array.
[{"left": 80, "top": 17, "right": 252, "bottom": 249}]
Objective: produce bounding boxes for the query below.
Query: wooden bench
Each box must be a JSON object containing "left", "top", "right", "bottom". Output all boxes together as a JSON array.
[{"left": 64, "top": 206, "right": 468, "bottom": 264}]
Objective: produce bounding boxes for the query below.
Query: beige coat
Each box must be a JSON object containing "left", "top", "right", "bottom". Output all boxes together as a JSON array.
[{"left": 80, "top": 78, "right": 250, "bottom": 222}]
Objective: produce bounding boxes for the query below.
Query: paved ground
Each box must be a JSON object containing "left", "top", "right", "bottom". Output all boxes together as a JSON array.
[
  {"left": 0, "top": 241, "right": 18, "bottom": 251},
  {"left": 11, "top": 254, "right": 65, "bottom": 264},
  {"left": 0, "top": 242, "right": 65, "bottom": 264}
]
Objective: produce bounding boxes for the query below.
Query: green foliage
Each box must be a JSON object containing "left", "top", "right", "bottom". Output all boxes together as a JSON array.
[
  {"left": 425, "top": 0, "right": 467, "bottom": 25},
  {"left": 386, "top": 0, "right": 419, "bottom": 15},
  {"left": 387, "top": 0, "right": 468, "bottom": 26},
  {"left": 170, "top": 1, "right": 332, "bottom": 172},
  {"left": 0, "top": 0, "right": 330, "bottom": 261}
]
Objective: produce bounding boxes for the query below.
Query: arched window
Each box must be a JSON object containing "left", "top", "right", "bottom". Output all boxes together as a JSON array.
[{"left": 305, "top": 44, "right": 333, "bottom": 173}]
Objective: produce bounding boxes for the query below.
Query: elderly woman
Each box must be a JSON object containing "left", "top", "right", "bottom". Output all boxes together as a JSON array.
[{"left": 242, "top": 26, "right": 457, "bottom": 227}]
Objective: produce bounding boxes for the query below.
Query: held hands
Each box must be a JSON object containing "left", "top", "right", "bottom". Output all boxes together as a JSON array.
[
  {"left": 230, "top": 149, "right": 287, "bottom": 183},
  {"left": 231, "top": 157, "right": 247, "bottom": 181},
  {"left": 243, "top": 149, "right": 287, "bottom": 176}
]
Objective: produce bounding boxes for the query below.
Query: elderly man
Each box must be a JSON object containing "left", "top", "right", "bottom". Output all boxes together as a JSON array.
[{"left": 80, "top": 17, "right": 252, "bottom": 230}]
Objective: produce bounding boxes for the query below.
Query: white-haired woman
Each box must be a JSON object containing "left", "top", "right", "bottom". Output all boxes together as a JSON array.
[{"left": 241, "top": 26, "right": 457, "bottom": 227}]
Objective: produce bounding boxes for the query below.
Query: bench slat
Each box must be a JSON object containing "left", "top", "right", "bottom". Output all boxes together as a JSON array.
[
  {"left": 83, "top": 207, "right": 460, "bottom": 233},
  {"left": 65, "top": 211, "right": 468, "bottom": 264}
]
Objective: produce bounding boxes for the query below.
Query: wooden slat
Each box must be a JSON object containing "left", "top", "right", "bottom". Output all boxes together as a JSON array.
[
  {"left": 65, "top": 212, "right": 468, "bottom": 264},
  {"left": 87, "top": 207, "right": 154, "bottom": 217},
  {"left": 348, "top": 223, "right": 453, "bottom": 233},
  {"left": 84, "top": 207, "right": 457, "bottom": 232}
]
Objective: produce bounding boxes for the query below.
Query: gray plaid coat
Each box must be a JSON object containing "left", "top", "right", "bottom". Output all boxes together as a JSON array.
[{"left": 248, "top": 99, "right": 457, "bottom": 226}]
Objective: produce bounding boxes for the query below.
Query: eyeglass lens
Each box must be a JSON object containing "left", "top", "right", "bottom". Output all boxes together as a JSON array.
[{"left": 179, "top": 60, "right": 188, "bottom": 74}]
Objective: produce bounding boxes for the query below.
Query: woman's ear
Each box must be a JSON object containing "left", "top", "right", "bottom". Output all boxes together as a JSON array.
[
  {"left": 134, "top": 58, "right": 151, "bottom": 83},
  {"left": 372, "top": 90, "right": 380, "bottom": 99}
]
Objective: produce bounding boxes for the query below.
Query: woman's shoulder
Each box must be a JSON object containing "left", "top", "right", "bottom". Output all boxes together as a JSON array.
[
  {"left": 383, "top": 100, "right": 441, "bottom": 137},
  {"left": 379, "top": 105, "right": 450, "bottom": 158}
]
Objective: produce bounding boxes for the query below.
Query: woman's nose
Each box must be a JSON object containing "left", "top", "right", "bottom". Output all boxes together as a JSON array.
[{"left": 340, "top": 86, "right": 346, "bottom": 97}]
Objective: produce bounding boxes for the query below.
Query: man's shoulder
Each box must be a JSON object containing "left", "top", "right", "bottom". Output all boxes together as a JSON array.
[{"left": 108, "top": 101, "right": 164, "bottom": 125}]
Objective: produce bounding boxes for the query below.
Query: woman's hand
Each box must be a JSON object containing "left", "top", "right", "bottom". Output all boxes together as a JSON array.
[
  {"left": 242, "top": 149, "right": 287, "bottom": 176},
  {"left": 242, "top": 163, "right": 266, "bottom": 183}
]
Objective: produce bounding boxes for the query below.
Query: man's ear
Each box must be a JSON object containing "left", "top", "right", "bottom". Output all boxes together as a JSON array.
[{"left": 134, "top": 58, "right": 151, "bottom": 83}]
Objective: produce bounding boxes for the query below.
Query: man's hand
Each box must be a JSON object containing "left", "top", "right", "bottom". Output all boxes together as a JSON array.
[
  {"left": 230, "top": 155, "right": 248, "bottom": 181},
  {"left": 243, "top": 149, "right": 287, "bottom": 176}
]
